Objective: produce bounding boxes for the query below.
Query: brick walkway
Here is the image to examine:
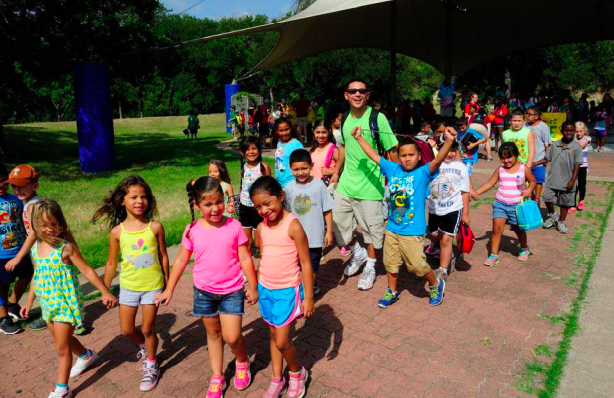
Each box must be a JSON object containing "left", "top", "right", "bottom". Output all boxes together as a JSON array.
[{"left": 1, "top": 154, "right": 612, "bottom": 398}]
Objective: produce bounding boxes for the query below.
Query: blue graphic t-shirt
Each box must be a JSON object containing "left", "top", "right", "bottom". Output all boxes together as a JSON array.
[
  {"left": 0, "top": 194, "right": 26, "bottom": 259},
  {"left": 380, "top": 159, "right": 437, "bottom": 236},
  {"left": 275, "top": 138, "right": 303, "bottom": 188}
]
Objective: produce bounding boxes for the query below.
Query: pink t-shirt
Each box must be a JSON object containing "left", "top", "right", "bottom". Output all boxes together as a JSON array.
[{"left": 181, "top": 217, "right": 247, "bottom": 294}]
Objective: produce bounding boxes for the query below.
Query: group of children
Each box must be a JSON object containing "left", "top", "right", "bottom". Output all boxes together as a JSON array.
[{"left": 0, "top": 104, "right": 589, "bottom": 398}]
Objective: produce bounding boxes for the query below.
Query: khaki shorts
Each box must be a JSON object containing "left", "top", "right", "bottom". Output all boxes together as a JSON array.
[
  {"left": 333, "top": 190, "right": 385, "bottom": 249},
  {"left": 383, "top": 231, "right": 431, "bottom": 277},
  {"left": 543, "top": 186, "right": 576, "bottom": 208}
]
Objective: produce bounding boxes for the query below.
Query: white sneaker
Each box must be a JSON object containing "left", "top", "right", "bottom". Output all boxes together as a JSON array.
[
  {"left": 357, "top": 266, "right": 376, "bottom": 290},
  {"left": 344, "top": 247, "right": 367, "bottom": 276},
  {"left": 48, "top": 389, "right": 72, "bottom": 398},
  {"left": 136, "top": 345, "right": 147, "bottom": 370},
  {"left": 70, "top": 350, "right": 98, "bottom": 378}
]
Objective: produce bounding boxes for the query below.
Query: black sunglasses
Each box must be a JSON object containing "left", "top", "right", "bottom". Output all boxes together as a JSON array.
[{"left": 346, "top": 88, "right": 368, "bottom": 95}]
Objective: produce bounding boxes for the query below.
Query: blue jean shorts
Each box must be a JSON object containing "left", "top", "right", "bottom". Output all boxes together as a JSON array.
[
  {"left": 463, "top": 161, "right": 474, "bottom": 176},
  {"left": 258, "top": 283, "right": 304, "bottom": 328},
  {"left": 119, "top": 287, "right": 163, "bottom": 307},
  {"left": 492, "top": 200, "right": 519, "bottom": 225},
  {"left": 192, "top": 287, "right": 245, "bottom": 317},
  {"left": 531, "top": 165, "right": 546, "bottom": 184}
]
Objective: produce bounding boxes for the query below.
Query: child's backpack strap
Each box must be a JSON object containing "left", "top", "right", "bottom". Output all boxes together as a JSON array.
[{"left": 340, "top": 111, "right": 350, "bottom": 144}]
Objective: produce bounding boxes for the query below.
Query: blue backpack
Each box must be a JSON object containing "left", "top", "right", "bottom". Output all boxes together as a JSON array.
[{"left": 516, "top": 199, "right": 543, "bottom": 231}]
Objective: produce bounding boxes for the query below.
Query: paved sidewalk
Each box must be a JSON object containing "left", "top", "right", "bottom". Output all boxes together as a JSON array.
[{"left": 558, "top": 205, "right": 614, "bottom": 398}]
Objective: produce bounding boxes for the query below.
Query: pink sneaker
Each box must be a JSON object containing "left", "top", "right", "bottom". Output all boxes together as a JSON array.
[
  {"left": 233, "top": 360, "right": 251, "bottom": 390},
  {"left": 568, "top": 207, "right": 577, "bottom": 214},
  {"left": 206, "top": 375, "right": 226, "bottom": 398},
  {"left": 339, "top": 246, "right": 350, "bottom": 257},
  {"left": 262, "top": 377, "right": 286, "bottom": 398},
  {"left": 577, "top": 200, "right": 585, "bottom": 211},
  {"left": 287, "top": 367, "right": 308, "bottom": 398}
]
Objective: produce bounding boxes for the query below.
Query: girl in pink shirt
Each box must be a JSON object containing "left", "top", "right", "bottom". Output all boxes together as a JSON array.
[
  {"left": 472, "top": 142, "right": 536, "bottom": 266},
  {"left": 155, "top": 177, "right": 258, "bottom": 398},
  {"left": 250, "top": 176, "right": 314, "bottom": 398},
  {"left": 309, "top": 120, "right": 338, "bottom": 185}
]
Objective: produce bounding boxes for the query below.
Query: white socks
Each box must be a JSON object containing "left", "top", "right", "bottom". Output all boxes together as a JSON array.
[{"left": 366, "top": 257, "right": 376, "bottom": 270}]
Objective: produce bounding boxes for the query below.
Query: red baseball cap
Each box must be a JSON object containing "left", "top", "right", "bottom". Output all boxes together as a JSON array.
[{"left": 7, "top": 164, "right": 39, "bottom": 186}]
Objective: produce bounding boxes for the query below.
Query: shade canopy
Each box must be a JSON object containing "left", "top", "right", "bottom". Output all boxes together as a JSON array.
[{"left": 184, "top": 0, "right": 614, "bottom": 76}]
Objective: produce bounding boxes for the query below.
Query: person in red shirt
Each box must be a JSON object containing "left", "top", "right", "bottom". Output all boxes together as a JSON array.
[
  {"left": 464, "top": 93, "right": 480, "bottom": 119},
  {"left": 491, "top": 97, "right": 508, "bottom": 151},
  {"left": 258, "top": 100, "right": 271, "bottom": 147},
  {"left": 292, "top": 94, "right": 310, "bottom": 142}
]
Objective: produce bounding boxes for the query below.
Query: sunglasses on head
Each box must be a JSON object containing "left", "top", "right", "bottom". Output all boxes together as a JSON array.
[{"left": 347, "top": 88, "right": 368, "bottom": 95}]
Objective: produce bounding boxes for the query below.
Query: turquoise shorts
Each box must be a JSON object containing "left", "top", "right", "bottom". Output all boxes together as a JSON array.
[{"left": 258, "top": 283, "right": 304, "bottom": 328}]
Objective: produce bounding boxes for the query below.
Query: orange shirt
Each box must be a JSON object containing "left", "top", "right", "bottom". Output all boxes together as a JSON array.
[
  {"left": 258, "top": 213, "right": 300, "bottom": 289},
  {"left": 310, "top": 143, "right": 336, "bottom": 180}
]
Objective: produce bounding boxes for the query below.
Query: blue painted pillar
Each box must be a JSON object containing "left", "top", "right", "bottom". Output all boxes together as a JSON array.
[
  {"left": 73, "top": 64, "right": 115, "bottom": 173},
  {"left": 225, "top": 83, "right": 241, "bottom": 134}
]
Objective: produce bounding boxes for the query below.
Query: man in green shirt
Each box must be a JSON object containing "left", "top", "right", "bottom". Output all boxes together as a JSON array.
[
  {"left": 187, "top": 112, "right": 200, "bottom": 139},
  {"left": 331, "top": 79, "right": 398, "bottom": 291}
]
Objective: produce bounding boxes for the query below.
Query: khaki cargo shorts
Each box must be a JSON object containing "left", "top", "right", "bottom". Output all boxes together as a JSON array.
[
  {"left": 383, "top": 230, "right": 431, "bottom": 277},
  {"left": 333, "top": 190, "right": 385, "bottom": 249}
]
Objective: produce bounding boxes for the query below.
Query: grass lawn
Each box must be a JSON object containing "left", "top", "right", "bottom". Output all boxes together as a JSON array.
[{"left": 3, "top": 114, "right": 271, "bottom": 268}]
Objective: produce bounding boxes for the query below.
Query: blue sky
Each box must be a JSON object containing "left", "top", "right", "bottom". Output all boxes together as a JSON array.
[{"left": 160, "top": 0, "right": 293, "bottom": 19}]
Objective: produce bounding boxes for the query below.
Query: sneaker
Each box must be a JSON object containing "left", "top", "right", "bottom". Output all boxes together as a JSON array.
[
  {"left": 518, "top": 248, "right": 531, "bottom": 262},
  {"left": 47, "top": 389, "right": 73, "bottom": 398},
  {"left": 206, "top": 376, "right": 226, "bottom": 398},
  {"left": 343, "top": 247, "right": 367, "bottom": 276},
  {"left": 424, "top": 242, "right": 439, "bottom": 255},
  {"left": 568, "top": 207, "right": 577, "bottom": 214},
  {"left": 428, "top": 279, "right": 446, "bottom": 306},
  {"left": 313, "top": 280, "right": 321, "bottom": 296},
  {"left": 233, "top": 359, "right": 251, "bottom": 390},
  {"left": 70, "top": 350, "right": 98, "bottom": 378},
  {"left": 8, "top": 303, "right": 26, "bottom": 321},
  {"left": 449, "top": 252, "right": 456, "bottom": 273},
  {"left": 357, "top": 266, "right": 376, "bottom": 291},
  {"left": 487, "top": 157, "right": 494, "bottom": 162},
  {"left": 434, "top": 267, "right": 448, "bottom": 282},
  {"left": 577, "top": 200, "right": 585, "bottom": 211},
  {"left": 140, "top": 364, "right": 160, "bottom": 392},
  {"left": 339, "top": 246, "right": 351, "bottom": 257},
  {"left": 377, "top": 288, "right": 399, "bottom": 308},
  {"left": 483, "top": 254, "right": 500, "bottom": 267},
  {"left": 136, "top": 345, "right": 147, "bottom": 369},
  {"left": 262, "top": 377, "right": 287, "bottom": 398},
  {"left": 543, "top": 213, "right": 560, "bottom": 229},
  {"left": 0, "top": 316, "right": 23, "bottom": 334},
  {"left": 556, "top": 221, "right": 569, "bottom": 234},
  {"left": 287, "top": 367, "right": 308, "bottom": 398},
  {"left": 74, "top": 324, "right": 87, "bottom": 336},
  {"left": 29, "top": 317, "right": 48, "bottom": 331}
]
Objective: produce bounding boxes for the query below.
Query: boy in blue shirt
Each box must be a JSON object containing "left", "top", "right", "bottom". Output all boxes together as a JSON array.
[
  {"left": 350, "top": 125, "right": 458, "bottom": 308},
  {"left": 457, "top": 119, "right": 486, "bottom": 176}
]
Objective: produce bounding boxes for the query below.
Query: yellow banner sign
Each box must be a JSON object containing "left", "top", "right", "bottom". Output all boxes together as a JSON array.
[{"left": 541, "top": 112, "right": 567, "bottom": 141}]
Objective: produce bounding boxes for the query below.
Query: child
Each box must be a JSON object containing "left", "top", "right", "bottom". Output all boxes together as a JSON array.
[
  {"left": 570, "top": 122, "right": 591, "bottom": 212},
  {"left": 274, "top": 117, "right": 303, "bottom": 188},
  {"left": 285, "top": 149, "right": 335, "bottom": 295},
  {"left": 525, "top": 106, "right": 551, "bottom": 207},
  {"left": 249, "top": 176, "right": 314, "bottom": 397},
  {"left": 419, "top": 121, "right": 432, "bottom": 137},
  {"left": 309, "top": 120, "right": 338, "bottom": 185},
  {"left": 331, "top": 111, "right": 343, "bottom": 145},
  {"left": 428, "top": 121, "right": 447, "bottom": 157},
  {"left": 502, "top": 109, "right": 535, "bottom": 167},
  {"left": 20, "top": 199, "right": 117, "bottom": 398},
  {"left": 491, "top": 97, "right": 508, "bottom": 151},
  {"left": 594, "top": 104, "right": 608, "bottom": 151},
  {"left": 350, "top": 125, "right": 456, "bottom": 308},
  {"left": 457, "top": 119, "right": 486, "bottom": 177},
  {"left": 155, "top": 177, "right": 258, "bottom": 398},
  {"left": 472, "top": 143, "right": 536, "bottom": 265},
  {"left": 467, "top": 104, "right": 478, "bottom": 124},
  {"left": 229, "top": 105, "right": 239, "bottom": 141},
  {"left": 542, "top": 122, "right": 583, "bottom": 234},
  {"left": 427, "top": 141, "right": 470, "bottom": 281},
  {"left": 0, "top": 163, "right": 28, "bottom": 335},
  {"left": 208, "top": 159, "right": 235, "bottom": 216},
  {"left": 239, "top": 136, "right": 272, "bottom": 251},
  {"left": 94, "top": 176, "right": 169, "bottom": 392}
]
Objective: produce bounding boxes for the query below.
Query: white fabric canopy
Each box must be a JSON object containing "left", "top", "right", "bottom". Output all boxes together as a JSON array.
[{"left": 185, "top": 0, "right": 614, "bottom": 75}]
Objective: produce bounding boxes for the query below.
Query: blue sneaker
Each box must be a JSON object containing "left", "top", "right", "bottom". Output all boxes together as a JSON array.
[
  {"left": 428, "top": 279, "right": 445, "bottom": 306},
  {"left": 378, "top": 289, "right": 399, "bottom": 308}
]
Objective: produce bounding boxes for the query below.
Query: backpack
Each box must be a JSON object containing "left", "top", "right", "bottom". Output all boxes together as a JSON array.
[
  {"left": 456, "top": 222, "right": 475, "bottom": 254},
  {"left": 516, "top": 199, "right": 543, "bottom": 231},
  {"left": 405, "top": 135, "right": 435, "bottom": 166},
  {"left": 340, "top": 109, "right": 385, "bottom": 155}
]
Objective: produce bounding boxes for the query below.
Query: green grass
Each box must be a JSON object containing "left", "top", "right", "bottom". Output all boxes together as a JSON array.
[
  {"left": 3, "top": 114, "right": 272, "bottom": 268},
  {"left": 515, "top": 183, "right": 614, "bottom": 397}
]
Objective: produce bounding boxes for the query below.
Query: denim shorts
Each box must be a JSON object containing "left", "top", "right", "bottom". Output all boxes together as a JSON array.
[
  {"left": 463, "top": 161, "right": 474, "bottom": 176},
  {"left": 119, "top": 287, "right": 163, "bottom": 307},
  {"left": 531, "top": 165, "right": 546, "bottom": 184},
  {"left": 192, "top": 287, "right": 245, "bottom": 317},
  {"left": 492, "top": 200, "right": 519, "bottom": 225}
]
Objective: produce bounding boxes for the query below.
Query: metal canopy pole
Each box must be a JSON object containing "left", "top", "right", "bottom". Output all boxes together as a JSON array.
[
  {"left": 444, "top": 5, "right": 452, "bottom": 82},
  {"left": 390, "top": 0, "right": 397, "bottom": 108}
]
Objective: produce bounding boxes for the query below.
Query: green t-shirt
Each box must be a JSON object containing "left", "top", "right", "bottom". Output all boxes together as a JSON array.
[
  {"left": 502, "top": 127, "right": 531, "bottom": 164},
  {"left": 188, "top": 115, "right": 199, "bottom": 130},
  {"left": 337, "top": 107, "right": 398, "bottom": 200}
]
